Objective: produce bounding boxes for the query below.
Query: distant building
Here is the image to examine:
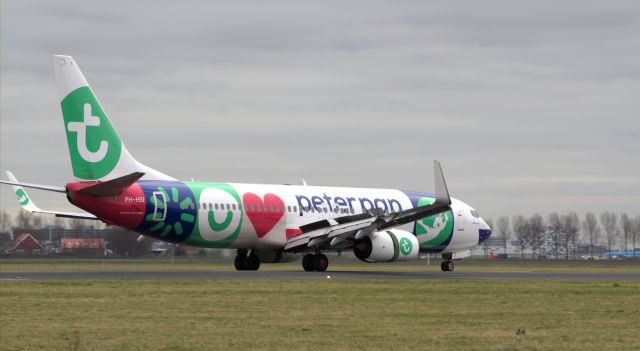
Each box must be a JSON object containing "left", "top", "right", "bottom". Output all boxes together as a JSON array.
[
  {"left": 6, "top": 233, "right": 44, "bottom": 254},
  {"left": 60, "top": 238, "right": 105, "bottom": 256}
]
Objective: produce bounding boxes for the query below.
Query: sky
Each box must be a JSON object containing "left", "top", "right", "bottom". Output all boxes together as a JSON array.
[{"left": 1, "top": 0, "right": 639, "bottom": 223}]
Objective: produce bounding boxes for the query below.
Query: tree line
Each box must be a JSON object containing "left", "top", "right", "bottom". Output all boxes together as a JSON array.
[
  {"left": 2, "top": 209, "right": 639, "bottom": 260},
  {"left": 0, "top": 209, "right": 104, "bottom": 233},
  {"left": 487, "top": 212, "right": 639, "bottom": 260}
]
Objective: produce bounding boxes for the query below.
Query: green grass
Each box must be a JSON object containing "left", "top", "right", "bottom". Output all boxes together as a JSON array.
[
  {"left": 1, "top": 279, "right": 639, "bottom": 350},
  {"left": 1, "top": 258, "right": 639, "bottom": 273}
]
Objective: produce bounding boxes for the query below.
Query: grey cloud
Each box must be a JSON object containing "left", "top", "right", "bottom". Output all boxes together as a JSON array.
[{"left": 2, "top": 0, "right": 639, "bottom": 221}]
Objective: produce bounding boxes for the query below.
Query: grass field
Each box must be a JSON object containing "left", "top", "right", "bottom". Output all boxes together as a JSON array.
[
  {"left": 1, "top": 279, "right": 639, "bottom": 350},
  {"left": 1, "top": 257, "right": 640, "bottom": 273}
]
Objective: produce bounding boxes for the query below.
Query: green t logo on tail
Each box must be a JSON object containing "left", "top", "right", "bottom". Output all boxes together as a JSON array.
[
  {"left": 61, "top": 87, "right": 121, "bottom": 180},
  {"left": 15, "top": 188, "right": 29, "bottom": 206}
]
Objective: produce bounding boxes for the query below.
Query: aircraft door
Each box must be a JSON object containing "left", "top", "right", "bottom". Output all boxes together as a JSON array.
[
  {"left": 457, "top": 210, "right": 464, "bottom": 231},
  {"left": 152, "top": 191, "right": 167, "bottom": 221}
]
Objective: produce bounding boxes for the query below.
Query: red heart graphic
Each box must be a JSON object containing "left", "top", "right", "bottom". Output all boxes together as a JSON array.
[{"left": 243, "top": 193, "right": 285, "bottom": 238}]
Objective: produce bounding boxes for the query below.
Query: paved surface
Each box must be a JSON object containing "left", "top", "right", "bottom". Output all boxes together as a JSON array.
[{"left": 2, "top": 270, "right": 639, "bottom": 281}]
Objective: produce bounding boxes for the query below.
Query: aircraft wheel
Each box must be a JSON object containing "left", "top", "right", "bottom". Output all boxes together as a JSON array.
[
  {"left": 234, "top": 255, "right": 247, "bottom": 271},
  {"left": 440, "top": 261, "right": 448, "bottom": 271},
  {"left": 441, "top": 261, "right": 455, "bottom": 272},
  {"left": 302, "top": 254, "right": 315, "bottom": 271},
  {"left": 313, "top": 253, "right": 329, "bottom": 272},
  {"left": 247, "top": 254, "right": 261, "bottom": 271},
  {"left": 447, "top": 261, "right": 455, "bottom": 271}
]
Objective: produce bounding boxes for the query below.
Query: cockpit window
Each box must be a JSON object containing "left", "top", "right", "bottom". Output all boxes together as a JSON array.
[{"left": 470, "top": 210, "right": 480, "bottom": 218}]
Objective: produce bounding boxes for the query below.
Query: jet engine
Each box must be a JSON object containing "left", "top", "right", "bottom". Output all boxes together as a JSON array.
[{"left": 352, "top": 229, "right": 419, "bottom": 262}]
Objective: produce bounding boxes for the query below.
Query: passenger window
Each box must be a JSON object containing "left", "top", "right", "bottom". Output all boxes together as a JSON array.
[
  {"left": 226, "top": 204, "right": 230, "bottom": 210},
  {"left": 294, "top": 206, "right": 298, "bottom": 213},
  {"left": 232, "top": 204, "right": 237, "bottom": 211}
]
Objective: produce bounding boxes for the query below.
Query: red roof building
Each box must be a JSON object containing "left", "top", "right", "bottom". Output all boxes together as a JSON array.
[{"left": 7, "top": 233, "right": 44, "bottom": 253}]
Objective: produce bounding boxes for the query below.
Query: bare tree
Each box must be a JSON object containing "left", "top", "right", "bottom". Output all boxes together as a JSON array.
[
  {"left": 562, "top": 213, "right": 580, "bottom": 260},
  {"left": 600, "top": 212, "right": 619, "bottom": 260},
  {"left": 496, "top": 216, "right": 510, "bottom": 255},
  {"left": 633, "top": 215, "right": 640, "bottom": 260},
  {"left": 53, "top": 215, "right": 67, "bottom": 229},
  {"left": 67, "top": 217, "right": 89, "bottom": 231},
  {"left": 529, "top": 214, "right": 544, "bottom": 259},
  {"left": 0, "top": 210, "right": 12, "bottom": 233},
  {"left": 14, "top": 210, "right": 36, "bottom": 229},
  {"left": 548, "top": 212, "right": 563, "bottom": 260},
  {"left": 621, "top": 214, "right": 633, "bottom": 254},
  {"left": 512, "top": 215, "right": 529, "bottom": 259},
  {"left": 582, "top": 213, "right": 601, "bottom": 259}
]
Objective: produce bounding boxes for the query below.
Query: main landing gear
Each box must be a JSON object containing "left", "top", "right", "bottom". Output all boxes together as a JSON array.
[
  {"left": 441, "top": 253, "right": 455, "bottom": 272},
  {"left": 302, "top": 253, "right": 329, "bottom": 272},
  {"left": 234, "top": 249, "right": 260, "bottom": 271}
]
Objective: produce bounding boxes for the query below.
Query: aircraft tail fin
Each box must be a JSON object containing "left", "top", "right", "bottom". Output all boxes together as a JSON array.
[{"left": 53, "top": 55, "right": 173, "bottom": 182}]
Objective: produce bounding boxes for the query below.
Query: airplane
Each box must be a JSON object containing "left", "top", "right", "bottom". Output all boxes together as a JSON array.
[{"left": 0, "top": 55, "right": 491, "bottom": 272}]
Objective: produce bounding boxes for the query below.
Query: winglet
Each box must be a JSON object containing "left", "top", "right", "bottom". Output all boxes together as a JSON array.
[
  {"left": 434, "top": 160, "right": 451, "bottom": 205},
  {"left": 6, "top": 171, "right": 42, "bottom": 212}
]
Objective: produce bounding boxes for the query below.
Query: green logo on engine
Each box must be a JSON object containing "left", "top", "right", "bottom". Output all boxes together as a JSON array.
[{"left": 399, "top": 237, "right": 412, "bottom": 255}]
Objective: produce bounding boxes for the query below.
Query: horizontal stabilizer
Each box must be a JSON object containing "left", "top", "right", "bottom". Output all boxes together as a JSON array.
[
  {"left": 0, "top": 178, "right": 66, "bottom": 193},
  {"left": 3, "top": 171, "right": 97, "bottom": 220},
  {"left": 77, "top": 172, "right": 144, "bottom": 197}
]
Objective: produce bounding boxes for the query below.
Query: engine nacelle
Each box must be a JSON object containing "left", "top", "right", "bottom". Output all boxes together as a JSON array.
[{"left": 352, "top": 229, "right": 419, "bottom": 262}]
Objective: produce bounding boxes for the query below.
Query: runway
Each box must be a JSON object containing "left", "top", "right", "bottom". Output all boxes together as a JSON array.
[{"left": 2, "top": 270, "right": 639, "bottom": 281}]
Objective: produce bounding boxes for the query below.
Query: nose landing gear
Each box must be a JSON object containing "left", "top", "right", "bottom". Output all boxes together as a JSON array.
[
  {"left": 440, "top": 253, "right": 455, "bottom": 272},
  {"left": 440, "top": 260, "right": 455, "bottom": 272}
]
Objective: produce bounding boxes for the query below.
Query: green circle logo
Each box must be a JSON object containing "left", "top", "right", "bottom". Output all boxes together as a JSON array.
[{"left": 399, "top": 237, "right": 412, "bottom": 255}]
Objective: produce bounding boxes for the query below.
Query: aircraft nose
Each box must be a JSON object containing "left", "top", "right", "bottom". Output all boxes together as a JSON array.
[{"left": 478, "top": 218, "right": 491, "bottom": 244}]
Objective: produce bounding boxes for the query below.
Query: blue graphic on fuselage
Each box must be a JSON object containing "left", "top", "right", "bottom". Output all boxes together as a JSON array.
[{"left": 137, "top": 181, "right": 197, "bottom": 243}]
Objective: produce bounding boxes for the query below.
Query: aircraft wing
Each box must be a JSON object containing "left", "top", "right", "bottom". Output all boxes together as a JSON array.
[
  {"left": 2, "top": 171, "right": 98, "bottom": 220},
  {"left": 284, "top": 160, "right": 452, "bottom": 252}
]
